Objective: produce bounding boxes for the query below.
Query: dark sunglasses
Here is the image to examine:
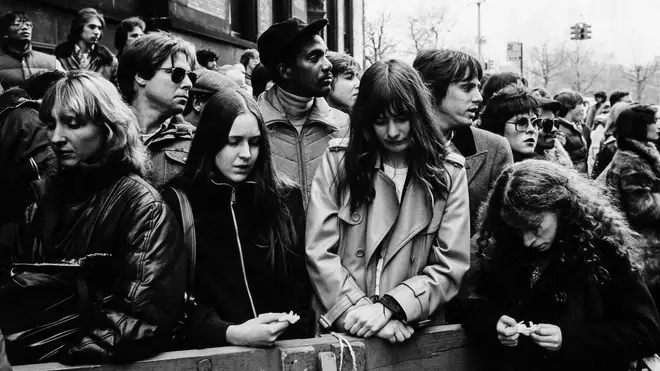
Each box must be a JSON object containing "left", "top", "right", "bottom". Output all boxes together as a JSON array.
[
  {"left": 506, "top": 117, "right": 558, "bottom": 133},
  {"left": 157, "top": 67, "right": 197, "bottom": 85}
]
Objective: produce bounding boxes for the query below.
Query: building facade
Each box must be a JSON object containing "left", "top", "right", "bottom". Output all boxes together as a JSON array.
[{"left": 0, "top": 0, "right": 364, "bottom": 67}]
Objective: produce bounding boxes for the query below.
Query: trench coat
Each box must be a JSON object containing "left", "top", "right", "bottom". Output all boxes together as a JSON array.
[{"left": 305, "top": 138, "right": 471, "bottom": 330}]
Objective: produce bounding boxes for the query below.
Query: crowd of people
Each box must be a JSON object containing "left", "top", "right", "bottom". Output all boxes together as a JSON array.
[{"left": 0, "top": 6, "right": 660, "bottom": 371}]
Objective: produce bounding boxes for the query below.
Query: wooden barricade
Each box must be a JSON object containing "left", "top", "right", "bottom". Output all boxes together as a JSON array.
[{"left": 14, "top": 324, "right": 474, "bottom": 371}]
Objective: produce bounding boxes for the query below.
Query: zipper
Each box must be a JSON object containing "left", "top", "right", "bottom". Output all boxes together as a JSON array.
[{"left": 229, "top": 186, "right": 258, "bottom": 318}]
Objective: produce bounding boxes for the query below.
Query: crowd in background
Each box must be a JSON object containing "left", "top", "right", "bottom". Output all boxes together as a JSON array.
[{"left": 1, "top": 5, "right": 660, "bottom": 371}]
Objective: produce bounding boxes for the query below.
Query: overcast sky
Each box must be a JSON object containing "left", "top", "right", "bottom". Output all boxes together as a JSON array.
[{"left": 365, "top": 0, "right": 660, "bottom": 68}]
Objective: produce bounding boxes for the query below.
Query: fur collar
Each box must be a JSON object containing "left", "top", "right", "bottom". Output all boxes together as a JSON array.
[
  {"left": 620, "top": 138, "right": 660, "bottom": 174},
  {"left": 54, "top": 41, "right": 115, "bottom": 65}
]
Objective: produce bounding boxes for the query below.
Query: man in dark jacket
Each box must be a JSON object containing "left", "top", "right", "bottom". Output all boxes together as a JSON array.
[
  {"left": 413, "top": 49, "right": 513, "bottom": 236},
  {"left": 118, "top": 32, "right": 197, "bottom": 189},
  {"left": 554, "top": 90, "right": 588, "bottom": 173},
  {"left": 55, "top": 8, "right": 117, "bottom": 83},
  {"left": 0, "top": 11, "right": 63, "bottom": 90},
  {"left": 257, "top": 18, "right": 349, "bottom": 204}
]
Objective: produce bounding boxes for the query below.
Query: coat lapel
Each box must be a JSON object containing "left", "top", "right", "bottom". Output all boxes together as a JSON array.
[
  {"left": 382, "top": 178, "right": 433, "bottom": 268},
  {"left": 364, "top": 172, "right": 399, "bottom": 264},
  {"left": 465, "top": 151, "right": 488, "bottom": 185}
]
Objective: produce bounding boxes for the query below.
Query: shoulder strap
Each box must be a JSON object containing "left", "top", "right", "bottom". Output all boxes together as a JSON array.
[{"left": 171, "top": 188, "right": 196, "bottom": 289}]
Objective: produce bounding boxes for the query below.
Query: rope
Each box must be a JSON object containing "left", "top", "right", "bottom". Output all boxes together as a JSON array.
[{"left": 330, "top": 332, "right": 357, "bottom": 371}]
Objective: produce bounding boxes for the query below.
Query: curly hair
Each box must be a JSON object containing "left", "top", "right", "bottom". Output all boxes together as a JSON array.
[{"left": 476, "top": 160, "right": 644, "bottom": 283}]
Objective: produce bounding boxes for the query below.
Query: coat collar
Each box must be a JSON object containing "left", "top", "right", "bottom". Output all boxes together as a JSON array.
[
  {"left": 259, "top": 85, "right": 340, "bottom": 131},
  {"left": 452, "top": 126, "right": 487, "bottom": 184}
]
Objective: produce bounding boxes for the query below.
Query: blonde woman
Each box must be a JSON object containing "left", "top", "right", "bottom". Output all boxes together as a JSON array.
[{"left": 9, "top": 71, "right": 185, "bottom": 365}]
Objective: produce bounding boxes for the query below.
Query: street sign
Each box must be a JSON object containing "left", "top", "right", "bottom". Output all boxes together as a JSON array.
[{"left": 507, "top": 42, "right": 522, "bottom": 61}]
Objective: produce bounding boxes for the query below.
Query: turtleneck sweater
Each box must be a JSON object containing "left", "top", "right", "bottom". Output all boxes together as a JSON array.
[{"left": 276, "top": 87, "right": 314, "bottom": 133}]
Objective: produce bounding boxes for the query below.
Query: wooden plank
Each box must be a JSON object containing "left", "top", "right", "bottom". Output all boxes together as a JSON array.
[
  {"left": 363, "top": 325, "right": 469, "bottom": 370},
  {"left": 280, "top": 346, "right": 316, "bottom": 371},
  {"left": 317, "top": 352, "right": 337, "bottom": 371},
  {"left": 15, "top": 346, "right": 280, "bottom": 371}
]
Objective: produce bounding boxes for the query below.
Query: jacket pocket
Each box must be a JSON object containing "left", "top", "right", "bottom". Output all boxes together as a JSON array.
[{"left": 162, "top": 149, "right": 188, "bottom": 185}]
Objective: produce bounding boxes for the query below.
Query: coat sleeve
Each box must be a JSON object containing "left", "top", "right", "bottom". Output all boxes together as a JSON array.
[
  {"left": 619, "top": 165, "right": 660, "bottom": 223},
  {"left": 64, "top": 198, "right": 187, "bottom": 364},
  {"left": 386, "top": 164, "right": 471, "bottom": 324},
  {"left": 556, "top": 274, "right": 660, "bottom": 367},
  {"left": 305, "top": 149, "right": 371, "bottom": 330}
]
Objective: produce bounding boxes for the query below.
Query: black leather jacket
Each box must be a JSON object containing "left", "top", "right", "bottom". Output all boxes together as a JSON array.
[{"left": 15, "top": 166, "right": 186, "bottom": 364}]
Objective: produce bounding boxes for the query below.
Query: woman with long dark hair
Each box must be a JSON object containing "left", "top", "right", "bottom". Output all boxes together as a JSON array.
[
  {"left": 9, "top": 71, "right": 185, "bottom": 365},
  {"left": 464, "top": 160, "right": 660, "bottom": 371},
  {"left": 306, "top": 59, "right": 470, "bottom": 343},
  {"left": 163, "top": 87, "right": 312, "bottom": 348}
]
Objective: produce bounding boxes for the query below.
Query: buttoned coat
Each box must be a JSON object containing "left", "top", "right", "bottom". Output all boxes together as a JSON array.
[
  {"left": 306, "top": 139, "right": 471, "bottom": 330},
  {"left": 451, "top": 126, "right": 513, "bottom": 236}
]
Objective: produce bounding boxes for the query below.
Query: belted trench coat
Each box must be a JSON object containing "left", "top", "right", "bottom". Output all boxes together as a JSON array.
[{"left": 306, "top": 139, "right": 471, "bottom": 330}]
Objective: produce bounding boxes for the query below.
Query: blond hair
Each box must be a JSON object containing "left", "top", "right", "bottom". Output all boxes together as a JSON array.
[{"left": 40, "top": 70, "right": 149, "bottom": 176}]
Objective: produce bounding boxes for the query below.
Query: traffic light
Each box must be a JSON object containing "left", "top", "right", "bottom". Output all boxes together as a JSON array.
[{"left": 570, "top": 23, "right": 592, "bottom": 40}]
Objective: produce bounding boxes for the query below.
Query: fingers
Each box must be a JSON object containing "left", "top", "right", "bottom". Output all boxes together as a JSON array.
[
  {"left": 269, "top": 320, "right": 290, "bottom": 334},
  {"left": 258, "top": 312, "right": 286, "bottom": 323},
  {"left": 500, "top": 315, "right": 518, "bottom": 327}
]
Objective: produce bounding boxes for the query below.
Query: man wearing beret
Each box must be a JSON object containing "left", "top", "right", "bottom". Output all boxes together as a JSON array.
[{"left": 257, "top": 17, "right": 349, "bottom": 205}]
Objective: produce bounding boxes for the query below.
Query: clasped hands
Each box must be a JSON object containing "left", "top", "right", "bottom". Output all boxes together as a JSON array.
[
  {"left": 342, "top": 303, "right": 414, "bottom": 344},
  {"left": 496, "top": 315, "right": 562, "bottom": 351}
]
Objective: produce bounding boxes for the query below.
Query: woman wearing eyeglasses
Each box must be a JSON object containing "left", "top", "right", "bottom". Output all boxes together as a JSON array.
[
  {"left": 480, "top": 85, "right": 540, "bottom": 162},
  {"left": 117, "top": 32, "right": 198, "bottom": 189},
  {"left": 533, "top": 97, "right": 573, "bottom": 168}
]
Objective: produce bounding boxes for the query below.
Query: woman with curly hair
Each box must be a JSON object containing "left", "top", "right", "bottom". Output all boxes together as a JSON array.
[
  {"left": 306, "top": 59, "right": 470, "bottom": 343},
  {"left": 8, "top": 71, "right": 185, "bottom": 365},
  {"left": 463, "top": 160, "right": 660, "bottom": 371}
]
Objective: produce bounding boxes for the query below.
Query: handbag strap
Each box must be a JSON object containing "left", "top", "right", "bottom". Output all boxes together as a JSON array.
[{"left": 171, "top": 188, "right": 197, "bottom": 289}]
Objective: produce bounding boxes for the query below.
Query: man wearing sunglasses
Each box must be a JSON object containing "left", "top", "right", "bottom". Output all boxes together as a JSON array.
[
  {"left": 0, "top": 11, "right": 63, "bottom": 90},
  {"left": 534, "top": 97, "right": 573, "bottom": 168},
  {"left": 118, "top": 32, "right": 197, "bottom": 189}
]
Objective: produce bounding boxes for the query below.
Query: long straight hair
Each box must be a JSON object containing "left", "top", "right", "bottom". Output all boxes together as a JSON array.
[
  {"left": 337, "top": 59, "right": 449, "bottom": 211},
  {"left": 169, "top": 88, "right": 298, "bottom": 268}
]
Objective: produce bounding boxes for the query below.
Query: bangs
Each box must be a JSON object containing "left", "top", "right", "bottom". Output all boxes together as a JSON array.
[
  {"left": 500, "top": 204, "right": 543, "bottom": 231},
  {"left": 450, "top": 55, "right": 482, "bottom": 84},
  {"left": 40, "top": 78, "right": 100, "bottom": 125},
  {"left": 365, "top": 75, "right": 417, "bottom": 122}
]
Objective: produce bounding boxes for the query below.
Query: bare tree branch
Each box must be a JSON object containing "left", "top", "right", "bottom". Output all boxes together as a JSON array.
[
  {"left": 365, "top": 12, "right": 396, "bottom": 66},
  {"left": 621, "top": 60, "right": 660, "bottom": 101},
  {"left": 565, "top": 42, "right": 604, "bottom": 94},
  {"left": 528, "top": 41, "right": 567, "bottom": 89},
  {"left": 406, "top": 6, "right": 454, "bottom": 54}
]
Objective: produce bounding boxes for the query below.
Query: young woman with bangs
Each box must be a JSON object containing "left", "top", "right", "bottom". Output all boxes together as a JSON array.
[
  {"left": 162, "top": 87, "right": 313, "bottom": 349},
  {"left": 464, "top": 160, "right": 660, "bottom": 371},
  {"left": 306, "top": 59, "right": 470, "bottom": 343}
]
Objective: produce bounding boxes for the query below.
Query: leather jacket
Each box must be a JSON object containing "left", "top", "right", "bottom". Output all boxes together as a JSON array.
[
  {"left": 16, "top": 165, "right": 186, "bottom": 364},
  {"left": 305, "top": 138, "right": 471, "bottom": 330}
]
